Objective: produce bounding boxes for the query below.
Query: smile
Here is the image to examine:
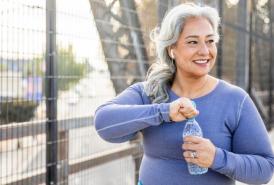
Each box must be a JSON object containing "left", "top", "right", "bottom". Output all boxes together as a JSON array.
[{"left": 193, "top": 59, "right": 209, "bottom": 64}]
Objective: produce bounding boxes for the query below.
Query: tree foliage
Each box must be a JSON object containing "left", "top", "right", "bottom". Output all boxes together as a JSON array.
[
  {"left": 0, "top": 99, "right": 38, "bottom": 124},
  {"left": 57, "top": 45, "right": 88, "bottom": 91},
  {"left": 26, "top": 45, "right": 88, "bottom": 91}
]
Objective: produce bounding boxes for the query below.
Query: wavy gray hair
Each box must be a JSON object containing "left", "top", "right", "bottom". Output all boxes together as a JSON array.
[{"left": 144, "top": 3, "right": 220, "bottom": 103}]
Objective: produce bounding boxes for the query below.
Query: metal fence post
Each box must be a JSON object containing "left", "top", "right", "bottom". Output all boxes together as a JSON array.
[
  {"left": 217, "top": 0, "right": 223, "bottom": 78},
  {"left": 236, "top": 0, "right": 250, "bottom": 91},
  {"left": 248, "top": 0, "right": 255, "bottom": 94},
  {"left": 268, "top": 1, "right": 273, "bottom": 128},
  {"left": 46, "top": 0, "right": 58, "bottom": 184}
]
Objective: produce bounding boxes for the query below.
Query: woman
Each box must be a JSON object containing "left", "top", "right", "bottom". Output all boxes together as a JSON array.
[{"left": 94, "top": 3, "right": 274, "bottom": 185}]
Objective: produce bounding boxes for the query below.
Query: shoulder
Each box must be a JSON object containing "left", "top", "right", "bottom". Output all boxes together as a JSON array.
[
  {"left": 128, "top": 81, "right": 151, "bottom": 103},
  {"left": 213, "top": 80, "right": 251, "bottom": 130},
  {"left": 128, "top": 81, "right": 145, "bottom": 93},
  {"left": 218, "top": 80, "right": 248, "bottom": 100}
]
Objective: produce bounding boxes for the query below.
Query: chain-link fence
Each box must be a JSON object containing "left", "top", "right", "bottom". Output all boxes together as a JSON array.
[
  {"left": 0, "top": 0, "right": 138, "bottom": 184},
  {"left": 0, "top": 0, "right": 273, "bottom": 185}
]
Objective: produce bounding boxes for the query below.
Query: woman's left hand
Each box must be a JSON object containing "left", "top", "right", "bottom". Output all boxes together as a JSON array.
[{"left": 182, "top": 136, "right": 216, "bottom": 168}]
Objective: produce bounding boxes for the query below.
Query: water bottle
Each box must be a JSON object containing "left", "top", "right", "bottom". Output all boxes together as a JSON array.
[{"left": 182, "top": 101, "right": 208, "bottom": 175}]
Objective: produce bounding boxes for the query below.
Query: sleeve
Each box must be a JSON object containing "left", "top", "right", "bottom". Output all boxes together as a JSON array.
[
  {"left": 211, "top": 95, "right": 274, "bottom": 184},
  {"left": 94, "top": 83, "right": 171, "bottom": 143}
]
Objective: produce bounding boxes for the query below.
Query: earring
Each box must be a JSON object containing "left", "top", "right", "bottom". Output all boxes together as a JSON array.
[{"left": 170, "top": 50, "right": 175, "bottom": 59}]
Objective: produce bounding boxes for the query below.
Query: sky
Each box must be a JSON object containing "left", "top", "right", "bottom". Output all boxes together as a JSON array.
[{"left": 0, "top": 0, "right": 107, "bottom": 70}]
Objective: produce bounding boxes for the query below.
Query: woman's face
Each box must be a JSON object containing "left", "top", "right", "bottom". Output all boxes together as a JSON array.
[{"left": 171, "top": 17, "right": 217, "bottom": 78}]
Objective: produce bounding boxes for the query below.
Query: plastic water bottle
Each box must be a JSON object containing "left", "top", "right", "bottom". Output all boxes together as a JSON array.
[{"left": 182, "top": 101, "right": 208, "bottom": 175}]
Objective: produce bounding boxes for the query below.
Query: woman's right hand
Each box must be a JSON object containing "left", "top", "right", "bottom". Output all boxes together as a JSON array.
[{"left": 169, "top": 97, "right": 199, "bottom": 122}]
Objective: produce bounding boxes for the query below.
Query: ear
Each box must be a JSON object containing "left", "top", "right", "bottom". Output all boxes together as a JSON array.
[{"left": 168, "top": 46, "right": 175, "bottom": 59}]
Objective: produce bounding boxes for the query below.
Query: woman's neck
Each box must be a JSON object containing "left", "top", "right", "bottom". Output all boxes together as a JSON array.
[{"left": 171, "top": 74, "right": 213, "bottom": 98}]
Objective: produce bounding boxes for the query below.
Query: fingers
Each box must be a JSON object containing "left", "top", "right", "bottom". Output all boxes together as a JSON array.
[
  {"left": 182, "top": 142, "right": 200, "bottom": 151},
  {"left": 183, "top": 151, "right": 199, "bottom": 164},
  {"left": 182, "top": 137, "right": 216, "bottom": 168},
  {"left": 178, "top": 98, "right": 199, "bottom": 118},
  {"left": 169, "top": 97, "right": 199, "bottom": 122},
  {"left": 183, "top": 150, "right": 198, "bottom": 158},
  {"left": 180, "top": 109, "right": 199, "bottom": 118},
  {"left": 183, "top": 136, "right": 202, "bottom": 144},
  {"left": 179, "top": 97, "right": 192, "bottom": 106},
  {"left": 182, "top": 136, "right": 203, "bottom": 156},
  {"left": 179, "top": 107, "right": 196, "bottom": 114},
  {"left": 185, "top": 155, "right": 199, "bottom": 164}
]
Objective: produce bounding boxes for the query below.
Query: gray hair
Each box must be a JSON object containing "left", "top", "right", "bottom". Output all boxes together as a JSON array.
[{"left": 144, "top": 3, "right": 220, "bottom": 103}]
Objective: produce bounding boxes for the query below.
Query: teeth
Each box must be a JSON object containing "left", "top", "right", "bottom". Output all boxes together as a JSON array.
[{"left": 194, "top": 60, "right": 208, "bottom": 64}]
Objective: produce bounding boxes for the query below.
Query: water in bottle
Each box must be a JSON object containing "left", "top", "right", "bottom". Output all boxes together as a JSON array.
[{"left": 182, "top": 102, "right": 208, "bottom": 175}]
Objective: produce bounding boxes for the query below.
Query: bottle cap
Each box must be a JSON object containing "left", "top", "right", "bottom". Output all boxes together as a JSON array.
[{"left": 191, "top": 101, "right": 196, "bottom": 108}]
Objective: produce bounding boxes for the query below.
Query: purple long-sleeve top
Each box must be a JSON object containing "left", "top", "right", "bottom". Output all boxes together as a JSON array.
[{"left": 94, "top": 80, "right": 274, "bottom": 185}]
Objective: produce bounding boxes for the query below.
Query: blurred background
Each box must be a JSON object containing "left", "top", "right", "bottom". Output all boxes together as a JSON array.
[{"left": 0, "top": 0, "right": 273, "bottom": 184}]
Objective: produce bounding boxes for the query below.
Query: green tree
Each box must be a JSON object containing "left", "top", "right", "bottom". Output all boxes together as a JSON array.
[
  {"left": 28, "top": 45, "right": 88, "bottom": 91},
  {"left": 57, "top": 45, "right": 87, "bottom": 91}
]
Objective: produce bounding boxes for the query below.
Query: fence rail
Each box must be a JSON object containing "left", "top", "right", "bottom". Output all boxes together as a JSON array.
[
  {"left": 3, "top": 144, "right": 140, "bottom": 185},
  {"left": 0, "top": 116, "right": 142, "bottom": 185},
  {"left": 0, "top": 117, "right": 91, "bottom": 141}
]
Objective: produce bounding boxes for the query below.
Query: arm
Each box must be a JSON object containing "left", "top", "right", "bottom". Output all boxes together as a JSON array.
[
  {"left": 94, "top": 83, "right": 170, "bottom": 143},
  {"left": 211, "top": 95, "right": 274, "bottom": 184}
]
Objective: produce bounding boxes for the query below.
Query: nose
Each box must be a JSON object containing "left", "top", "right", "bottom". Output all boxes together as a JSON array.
[{"left": 197, "top": 42, "right": 209, "bottom": 56}]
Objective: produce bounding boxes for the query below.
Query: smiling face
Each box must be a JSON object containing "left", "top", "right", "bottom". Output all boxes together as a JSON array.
[{"left": 171, "top": 17, "right": 218, "bottom": 78}]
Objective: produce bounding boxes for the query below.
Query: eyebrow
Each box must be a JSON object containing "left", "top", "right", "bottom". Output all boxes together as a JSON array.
[{"left": 185, "top": 34, "right": 215, "bottom": 39}]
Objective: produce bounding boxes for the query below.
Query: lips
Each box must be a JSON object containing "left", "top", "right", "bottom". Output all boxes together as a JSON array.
[{"left": 193, "top": 59, "right": 209, "bottom": 65}]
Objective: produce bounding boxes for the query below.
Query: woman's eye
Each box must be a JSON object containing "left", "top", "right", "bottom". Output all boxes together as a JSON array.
[
  {"left": 207, "top": 39, "right": 215, "bottom": 44},
  {"left": 187, "top": 41, "right": 198, "bottom": 44}
]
